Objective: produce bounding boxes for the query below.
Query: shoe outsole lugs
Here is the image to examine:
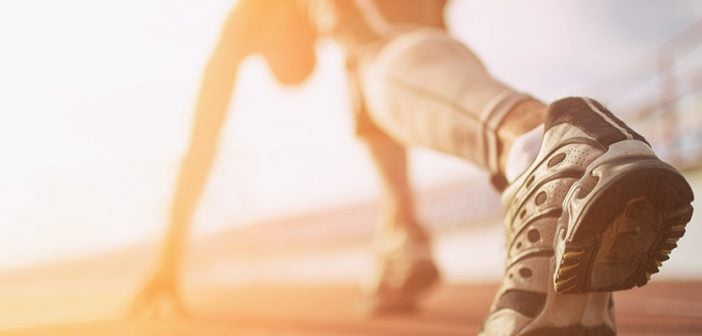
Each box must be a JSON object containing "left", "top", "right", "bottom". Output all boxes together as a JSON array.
[{"left": 554, "top": 140, "right": 694, "bottom": 293}]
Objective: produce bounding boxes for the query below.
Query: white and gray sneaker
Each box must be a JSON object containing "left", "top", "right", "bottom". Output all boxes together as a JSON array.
[
  {"left": 548, "top": 98, "right": 694, "bottom": 293},
  {"left": 481, "top": 97, "right": 693, "bottom": 335}
]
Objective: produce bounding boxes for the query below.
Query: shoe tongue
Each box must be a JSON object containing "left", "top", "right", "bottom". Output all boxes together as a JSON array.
[
  {"left": 544, "top": 97, "right": 650, "bottom": 147},
  {"left": 544, "top": 97, "right": 586, "bottom": 127}
]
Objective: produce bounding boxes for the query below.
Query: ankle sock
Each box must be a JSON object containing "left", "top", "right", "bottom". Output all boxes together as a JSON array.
[{"left": 505, "top": 125, "right": 544, "bottom": 183}]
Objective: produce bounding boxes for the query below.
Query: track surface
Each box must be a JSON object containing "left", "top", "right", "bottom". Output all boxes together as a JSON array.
[
  {"left": 1, "top": 282, "right": 701, "bottom": 336},
  {"left": 1, "top": 172, "right": 700, "bottom": 335}
]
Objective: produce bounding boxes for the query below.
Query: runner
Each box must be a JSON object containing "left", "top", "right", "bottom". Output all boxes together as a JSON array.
[{"left": 132, "top": 1, "right": 694, "bottom": 334}]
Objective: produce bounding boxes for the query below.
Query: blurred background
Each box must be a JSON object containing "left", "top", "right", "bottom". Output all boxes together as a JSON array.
[{"left": 0, "top": 0, "right": 701, "bottom": 333}]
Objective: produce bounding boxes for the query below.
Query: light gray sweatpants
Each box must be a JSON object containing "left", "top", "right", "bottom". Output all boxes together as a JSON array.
[{"left": 359, "top": 28, "right": 533, "bottom": 181}]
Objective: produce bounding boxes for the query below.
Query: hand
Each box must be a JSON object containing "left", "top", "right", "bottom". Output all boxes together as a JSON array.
[{"left": 129, "top": 268, "right": 188, "bottom": 319}]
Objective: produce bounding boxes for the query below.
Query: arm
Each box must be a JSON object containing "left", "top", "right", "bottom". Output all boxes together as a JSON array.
[
  {"left": 158, "top": 0, "right": 316, "bottom": 278},
  {"left": 157, "top": 21, "right": 246, "bottom": 284},
  {"left": 131, "top": 3, "right": 255, "bottom": 316},
  {"left": 131, "top": 0, "right": 317, "bottom": 317}
]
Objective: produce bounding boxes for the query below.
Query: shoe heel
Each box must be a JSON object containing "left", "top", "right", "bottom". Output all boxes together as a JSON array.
[{"left": 554, "top": 140, "right": 694, "bottom": 293}]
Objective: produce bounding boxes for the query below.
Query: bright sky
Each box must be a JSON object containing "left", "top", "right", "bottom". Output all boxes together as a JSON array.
[{"left": 0, "top": 0, "right": 700, "bottom": 269}]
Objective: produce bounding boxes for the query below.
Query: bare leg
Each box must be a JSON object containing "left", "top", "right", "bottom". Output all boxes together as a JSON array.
[
  {"left": 360, "top": 132, "right": 439, "bottom": 315},
  {"left": 364, "top": 133, "right": 420, "bottom": 235}
]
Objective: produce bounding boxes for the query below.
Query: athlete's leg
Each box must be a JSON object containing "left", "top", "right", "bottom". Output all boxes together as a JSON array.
[
  {"left": 359, "top": 131, "right": 439, "bottom": 315},
  {"left": 364, "top": 132, "right": 417, "bottom": 234},
  {"left": 346, "top": 56, "right": 440, "bottom": 315}
]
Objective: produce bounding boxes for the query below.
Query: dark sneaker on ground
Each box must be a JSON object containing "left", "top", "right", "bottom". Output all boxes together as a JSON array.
[{"left": 360, "top": 225, "right": 440, "bottom": 316}]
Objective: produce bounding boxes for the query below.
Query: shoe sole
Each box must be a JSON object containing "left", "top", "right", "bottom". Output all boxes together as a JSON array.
[
  {"left": 403, "top": 259, "right": 440, "bottom": 293},
  {"left": 520, "top": 324, "right": 615, "bottom": 336},
  {"left": 554, "top": 140, "right": 694, "bottom": 293},
  {"left": 360, "top": 260, "right": 440, "bottom": 316}
]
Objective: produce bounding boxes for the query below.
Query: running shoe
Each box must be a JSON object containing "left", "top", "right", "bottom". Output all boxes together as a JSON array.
[
  {"left": 481, "top": 101, "right": 616, "bottom": 336},
  {"left": 548, "top": 98, "right": 694, "bottom": 293},
  {"left": 481, "top": 96, "right": 694, "bottom": 335}
]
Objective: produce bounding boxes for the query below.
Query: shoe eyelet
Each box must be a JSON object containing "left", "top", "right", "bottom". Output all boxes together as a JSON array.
[{"left": 527, "top": 229, "right": 541, "bottom": 243}]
